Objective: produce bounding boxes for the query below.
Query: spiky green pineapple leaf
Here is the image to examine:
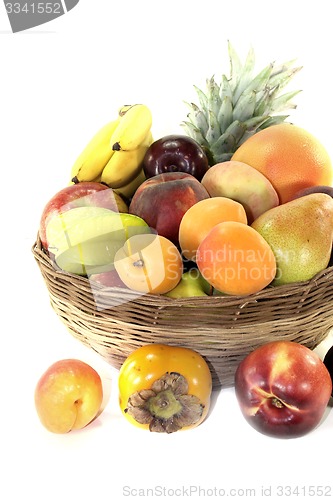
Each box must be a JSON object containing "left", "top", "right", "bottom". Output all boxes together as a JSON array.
[
  {"left": 193, "top": 85, "right": 209, "bottom": 111},
  {"left": 217, "top": 95, "right": 233, "bottom": 132},
  {"left": 265, "top": 89, "right": 301, "bottom": 114},
  {"left": 182, "top": 42, "right": 302, "bottom": 165},
  {"left": 219, "top": 75, "right": 233, "bottom": 101},
  {"left": 210, "top": 120, "right": 247, "bottom": 162},
  {"left": 228, "top": 42, "right": 243, "bottom": 90},
  {"left": 259, "top": 115, "right": 290, "bottom": 130},
  {"left": 232, "top": 45, "right": 256, "bottom": 103},
  {"left": 206, "top": 110, "right": 221, "bottom": 145},
  {"left": 206, "top": 77, "right": 222, "bottom": 118},
  {"left": 269, "top": 59, "right": 302, "bottom": 89},
  {"left": 183, "top": 101, "right": 209, "bottom": 137},
  {"left": 181, "top": 119, "right": 207, "bottom": 146},
  {"left": 233, "top": 90, "right": 257, "bottom": 122},
  {"left": 241, "top": 63, "right": 273, "bottom": 97}
]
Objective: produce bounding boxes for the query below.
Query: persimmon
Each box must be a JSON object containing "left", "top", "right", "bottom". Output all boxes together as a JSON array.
[
  {"left": 118, "top": 344, "right": 212, "bottom": 433},
  {"left": 196, "top": 221, "right": 276, "bottom": 295},
  {"left": 179, "top": 197, "right": 247, "bottom": 262},
  {"left": 231, "top": 123, "right": 333, "bottom": 204}
]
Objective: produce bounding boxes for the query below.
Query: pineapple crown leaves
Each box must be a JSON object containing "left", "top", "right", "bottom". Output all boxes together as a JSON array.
[{"left": 181, "top": 41, "right": 303, "bottom": 164}]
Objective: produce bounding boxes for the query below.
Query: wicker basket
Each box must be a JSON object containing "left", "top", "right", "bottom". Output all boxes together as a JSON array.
[{"left": 32, "top": 234, "right": 333, "bottom": 388}]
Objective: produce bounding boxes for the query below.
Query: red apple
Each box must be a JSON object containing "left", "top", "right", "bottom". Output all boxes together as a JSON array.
[
  {"left": 129, "top": 172, "right": 210, "bottom": 246},
  {"left": 34, "top": 359, "right": 104, "bottom": 433},
  {"left": 89, "top": 268, "right": 129, "bottom": 288},
  {"left": 234, "top": 341, "right": 332, "bottom": 438},
  {"left": 39, "top": 182, "right": 128, "bottom": 251}
]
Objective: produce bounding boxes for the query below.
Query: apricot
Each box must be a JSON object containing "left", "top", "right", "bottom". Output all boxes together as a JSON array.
[
  {"left": 196, "top": 221, "right": 276, "bottom": 296},
  {"left": 179, "top": 197, "right": 248, "bottom": 262},
  {"left": 114, "top": 233, "right": 183, "bottom": 294}
]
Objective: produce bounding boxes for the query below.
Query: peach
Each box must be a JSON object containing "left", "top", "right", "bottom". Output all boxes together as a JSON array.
[
  {"left": 129, "top": 172, "right": 210, "bottom": 246},
  {"left": 201, "top": 161, "right": 279, "bottom": 224},
  {"left": 179, "top": 197, "right": 248, "bottom": 262},
  {"left": 114, "top": 233, "right": 183, "bottom": 294},
  {"left": 34, "top": 359, "right": 104, "bottom": 433},
  {"left": 197, "top": 221, "right": 276, "bottom": 296}
]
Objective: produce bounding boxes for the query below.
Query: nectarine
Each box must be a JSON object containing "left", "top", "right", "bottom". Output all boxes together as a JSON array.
[
  {"left": 129, "top": 172, "right": 209, "bottom": 246},
  {"left": 235, "top": 341, "right": 332, "bottom": 438}
]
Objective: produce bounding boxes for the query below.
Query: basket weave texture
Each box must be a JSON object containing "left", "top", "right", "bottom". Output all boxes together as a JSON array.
[{"left": 32, "top": 234, "right": 333, "bottom": 388}]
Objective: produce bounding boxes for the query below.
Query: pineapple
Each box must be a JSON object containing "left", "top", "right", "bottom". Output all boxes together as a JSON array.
[{"left": 181, "top": 42, "right": 302, "bottom": 165}]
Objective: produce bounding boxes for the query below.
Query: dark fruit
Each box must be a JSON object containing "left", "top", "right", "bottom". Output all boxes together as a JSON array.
[
  {"left": 292, "top": 185, "right": 333, "bottom": 200},
  {"left": 324, "top": 346, "right": 333, "bottom": 396},
  {"left": 143, "top": 135, "right": 209, "bottom": 181}
]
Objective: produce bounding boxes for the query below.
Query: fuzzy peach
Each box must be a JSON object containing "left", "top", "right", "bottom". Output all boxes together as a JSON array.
[{"left": 201, "top": 161, "right": 279, "bottom": 223}]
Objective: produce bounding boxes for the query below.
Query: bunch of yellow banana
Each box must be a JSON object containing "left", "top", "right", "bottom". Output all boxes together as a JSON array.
[
  {"left": 70, "top": 104, "right": 153, "bottom": 191},
  {"left": 114, "top": 168, "right": 147, "bottom": 200}
]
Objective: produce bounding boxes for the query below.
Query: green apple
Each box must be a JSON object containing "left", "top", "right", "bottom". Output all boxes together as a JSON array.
[{"left": 165, "top": 269, "right": 212, "bottom": 298}]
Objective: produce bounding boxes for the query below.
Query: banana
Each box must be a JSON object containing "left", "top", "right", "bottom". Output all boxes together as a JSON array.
[
  {"left": 110, "top": 104, "right": 152, "bottom": 151},
  {"left": 70, "top": 118, "right": 120, "bottom": 183},
  {"left": 101, "top": 131, "right": 153, "bottom": 188},
  {"left": 118, "top": 104, "right": 133, "bottom": 117},
  {"left": 114, "top": 169, "right": 147, "bottom": 200}
]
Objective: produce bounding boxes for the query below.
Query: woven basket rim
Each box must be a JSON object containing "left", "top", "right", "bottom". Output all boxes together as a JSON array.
[{"left": 32, "top": 232, "right": 333, "bottom": 306}]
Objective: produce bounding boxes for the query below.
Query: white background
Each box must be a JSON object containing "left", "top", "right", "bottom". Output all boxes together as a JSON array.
[{"left": 1, "top": 1, "right": 333, "bottom": 499}]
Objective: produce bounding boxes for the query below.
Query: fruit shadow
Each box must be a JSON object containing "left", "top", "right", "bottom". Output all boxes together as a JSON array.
[{"left": 207, "top": 387, "right": 222, "bottom": 418}]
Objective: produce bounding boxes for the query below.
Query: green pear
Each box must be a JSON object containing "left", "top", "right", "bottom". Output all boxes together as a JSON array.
[{"left": 251, "top": 193, "right": 333, "bottom": 286}]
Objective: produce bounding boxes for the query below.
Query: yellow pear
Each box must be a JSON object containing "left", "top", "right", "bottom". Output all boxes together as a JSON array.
[{"left": 251, "top": 193, "right": 333, "bottom": 285}]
